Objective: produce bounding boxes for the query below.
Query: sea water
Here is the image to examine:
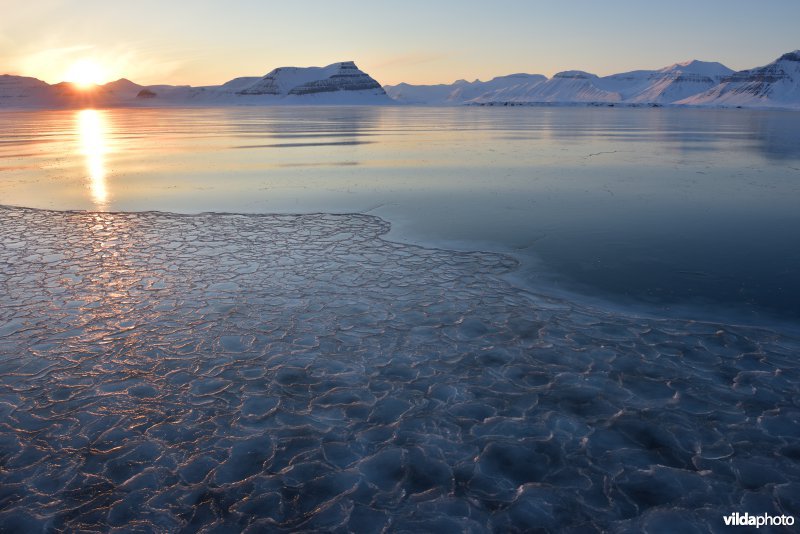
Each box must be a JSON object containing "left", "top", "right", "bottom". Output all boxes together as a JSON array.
[
  {"left": 1, "top": 106, "right": 799, "bottom": 323},
  {"left": 0, "top": 106, "right": 798, "bottom": 531}
]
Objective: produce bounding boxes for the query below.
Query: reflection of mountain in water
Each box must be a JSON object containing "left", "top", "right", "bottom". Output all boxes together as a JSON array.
[
  {"left": 738, "top": 111, "right": 800, "bottom": 161},
  {"left": 650, "top": 109, "right": 800, "bottom": 161},
  {"left": 223, "top": 106, "right": 380, "bottom": 150},
  {"left": 522, "top": 107, "right": 800, "bottom": 162}
]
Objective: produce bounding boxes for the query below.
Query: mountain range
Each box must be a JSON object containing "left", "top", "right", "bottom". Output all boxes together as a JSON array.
[
  {"left": 1, "top": 51, "right": 799, "bottom": 110},
  {"left": 0, "top": 61, "right": 392, "bottom": 108},
  {"left": 387, "top": 60, "right": 736, "bottom": 105},
  {"left": 386, "top": 51, "right": 800, "bottom": 109}
]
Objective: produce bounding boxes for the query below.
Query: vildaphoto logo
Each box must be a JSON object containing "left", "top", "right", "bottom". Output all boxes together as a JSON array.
[{"left": 723, "top": 512, "right": 795, "bottom": 528}]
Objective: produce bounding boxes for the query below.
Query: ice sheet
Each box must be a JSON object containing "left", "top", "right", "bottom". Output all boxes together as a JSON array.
[{"left": 0, "top": 206, "right": 798, "bottom": 531}]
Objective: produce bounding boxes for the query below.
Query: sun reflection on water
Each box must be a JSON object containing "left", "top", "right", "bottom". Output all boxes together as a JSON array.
[{"left": 77, "top": 109, "right": 109, "bottom": 208}]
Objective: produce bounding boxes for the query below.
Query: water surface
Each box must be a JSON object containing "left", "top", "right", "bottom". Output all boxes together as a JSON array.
[
  {"left": 2, "top": 106, "right": 800, "bottom": 531},
  {"left": 1, "top": 106, "right": 798, "bottom": 324}
]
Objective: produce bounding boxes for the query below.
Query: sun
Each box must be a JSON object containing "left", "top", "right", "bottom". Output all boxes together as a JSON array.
[{"left": 64, "top": 59, "right": 107, "bottom": 88}]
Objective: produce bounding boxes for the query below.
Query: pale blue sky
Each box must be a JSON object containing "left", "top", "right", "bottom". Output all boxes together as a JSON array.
[{"left": 1, "top": 0, "right": 798, "bottom": 85}]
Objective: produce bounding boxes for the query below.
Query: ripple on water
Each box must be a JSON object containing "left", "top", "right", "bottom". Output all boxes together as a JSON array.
[{"left": 0, "top": 206, "right": 798, "bottom": 531}]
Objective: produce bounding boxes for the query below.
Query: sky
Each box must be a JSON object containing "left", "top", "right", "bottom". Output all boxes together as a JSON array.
[{"left": 1, "top": 0, "right": 798, "bottom": 86}]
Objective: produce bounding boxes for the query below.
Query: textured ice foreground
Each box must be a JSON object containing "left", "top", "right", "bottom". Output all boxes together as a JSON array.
[{"left": 0, "top": 206, "right": 798, "bottom": 532}]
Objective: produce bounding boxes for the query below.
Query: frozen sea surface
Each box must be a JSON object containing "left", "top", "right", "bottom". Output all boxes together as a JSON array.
[{"left": 1, "top": 206, "right": 798, "bottom": 532}]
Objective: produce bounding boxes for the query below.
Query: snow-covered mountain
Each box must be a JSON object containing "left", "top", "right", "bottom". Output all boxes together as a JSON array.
[
  {"left": 678, "top": 51, "right": 800, "bottom": 109},
  {"left": 477, "top": 71, "right": 621, "bottom": 104},
  {"left": 0, "top": 75, "right": 146, "bottom": 108},
  {"left": 0, "top": 61, "right": 392, "bottom": 109},
  {"left": 465, "top": 61, "right": 735, "bottom": 105},
  {"left": 600, "top": 60, "right": 734, "bottom": 104},
  {"left": 3, "top": 52, "right": 800, "bottom": 110},
  {"left": 236, "top": 61, "right": 384, "bottom": 96},
  {"left": 385, "top": 74, "right": 546, "bottom": 105},
  {"left": 385, "top": 51, "right": 800, "bottom": 109},
  {"left": 138, "top": 61, "right": 391, "bottom": 105},
  {"left": 215, "top": 77, "right": 262, "bottom": 93},
  {"left": 0, "top": 74, "right": 54, "bottom": 106}
]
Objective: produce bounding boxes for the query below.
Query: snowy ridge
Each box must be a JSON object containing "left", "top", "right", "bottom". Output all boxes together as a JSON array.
[
  {"left": 0, "top": 74, "right": 54, "bottom": 105},
  {"left": 237, "top": 61, "right": 384, "bottom": 96},
  {"left": 144, "top": 61, "right": 390, "bottom": 105},
  {"left": 678, "top": 51, "right": 800, "bottom": 108},
  {"left": 384, "top": 50, "right": 800, "bottom": 109},
  {"left": 599, "top": 61, "right": 734, "bottom": 104},
  {"left": 3, "top": 52, "right": 800, "bottom": 109},
  {"left": 0, "top": 75, "right": 148, "bottom": 108},
  {"left": 0, "top": 61, "right": 392, "bottom": 109},
  {"left": 215, "top": 77, "right": 262, "bottom": 92},
  {"left": 385, "top": 74, "right": 547, "bottom": 105},
  {"left": 480, "top": 71, "right": 621, "bottom": 104}
]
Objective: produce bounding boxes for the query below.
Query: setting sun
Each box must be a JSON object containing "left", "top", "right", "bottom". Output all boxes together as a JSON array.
[{"left": 64, "top": 59, "right": 106, "bottom": 88}]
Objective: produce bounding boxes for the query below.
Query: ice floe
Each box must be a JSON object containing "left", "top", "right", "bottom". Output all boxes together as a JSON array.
[{"left": 0, "top": 206, "right": 798, "bottom": 531}]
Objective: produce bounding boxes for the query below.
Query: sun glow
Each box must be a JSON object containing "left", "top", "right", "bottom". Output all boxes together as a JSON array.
[
  {"left": 65, "top": 59, "right": 107, "bottom": 88},
  {"left": 77, "top": 110, "right": 109, "bottom": 207}
]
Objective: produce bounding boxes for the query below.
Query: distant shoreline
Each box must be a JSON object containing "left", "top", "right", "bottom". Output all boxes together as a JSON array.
[{"left": 2, "top": 102, "right": 799, "bottom": 111}]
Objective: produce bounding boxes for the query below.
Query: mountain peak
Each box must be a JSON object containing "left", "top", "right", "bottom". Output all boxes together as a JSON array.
[
  {"left": 661, "top": 60, "right": 733, "bottom": 77},
  {"left": 778, "top": 50, "right": 800, "bottom": 62},
  {"left": 105, "top": 78, "right": 141, "bottom": 89},
  {"left": 0, "top": 73, "right": 49, "bottom": 85},
  {"left": 236, "top": 61, "right": 385, "bottom": 97},
  {"left": 675, "top": 59, "right": 707, "bottom": 68},
  {"left": 677, "top": 49, "right": 800, "bottom": 108},
  {"left": 553, "top": 70, "right": 597, "bottom": 79}
]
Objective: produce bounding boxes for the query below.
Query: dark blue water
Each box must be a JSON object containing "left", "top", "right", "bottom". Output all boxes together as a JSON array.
[
  {"left": 1, "top": 106, "right": 798, "bottom": 324},
  {"left": 1, "top": 107, "right": 799, "bottom": 531}
]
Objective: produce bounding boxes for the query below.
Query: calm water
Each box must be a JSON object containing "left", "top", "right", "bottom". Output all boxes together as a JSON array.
[
  {"left": 1, "top": 106, "right": 799, "bottom": 325},
  {"left": 1, "top": 107, "right": 800, "bottom": 531}
]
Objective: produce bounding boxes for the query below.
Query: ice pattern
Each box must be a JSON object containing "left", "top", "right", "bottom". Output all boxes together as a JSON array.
[{"left": 0, "top": 206, "right": 798, "bottom": 532}]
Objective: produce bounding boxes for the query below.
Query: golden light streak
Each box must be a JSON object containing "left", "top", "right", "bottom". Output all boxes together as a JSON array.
[{"left": 77, "top": 109, "right": 109, "bottom": 208}]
